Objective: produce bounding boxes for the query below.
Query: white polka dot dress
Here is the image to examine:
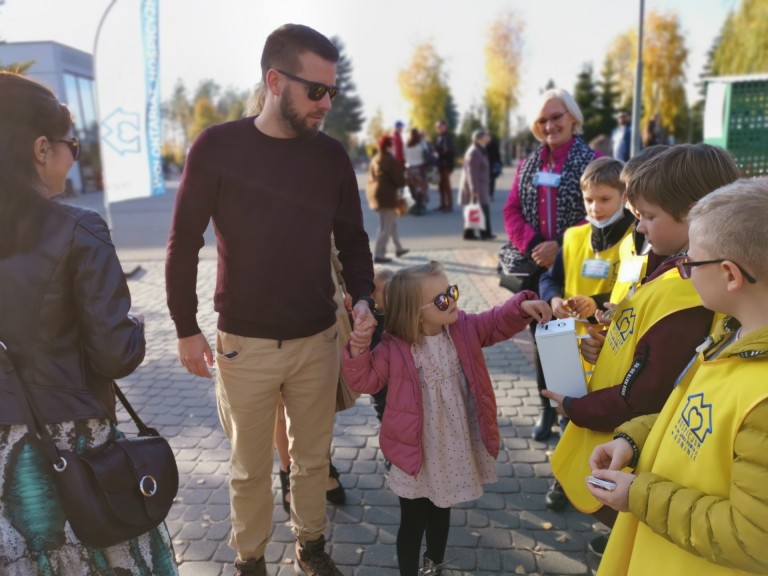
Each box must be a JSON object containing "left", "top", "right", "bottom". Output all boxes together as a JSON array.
[{"left": 387, "top": 328, "right": 497, "bottom": 507}]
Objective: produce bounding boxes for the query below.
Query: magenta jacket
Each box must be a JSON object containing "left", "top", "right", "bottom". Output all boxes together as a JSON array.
[{"left": 341, "top": 291, "right": 536, "bottom": 476}]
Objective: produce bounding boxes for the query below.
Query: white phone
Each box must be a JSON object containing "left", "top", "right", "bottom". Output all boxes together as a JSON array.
[{"left": 586, "top": 475, "right": 617, "bottom": 491}]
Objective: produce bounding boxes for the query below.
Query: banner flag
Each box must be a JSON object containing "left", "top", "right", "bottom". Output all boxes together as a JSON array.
[{"left": 95, "top": 0, "right": 163, "bottom": 203}]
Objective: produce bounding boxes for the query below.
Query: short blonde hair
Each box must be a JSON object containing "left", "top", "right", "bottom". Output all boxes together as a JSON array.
[
  {"left": 580, "top": 157, "right": 625, "bottom": 194},
  {"left": 626, "top": 144, "right": 739, "bottom": 222},
  {"left": 384, "top": 261, "right": 444, "bottom": 344},
  {"left": 688, "top": 178, "right": 768, "bottom": 281},
  {"left": 530, "top": 88, "right": 584, "bottom": 142}
]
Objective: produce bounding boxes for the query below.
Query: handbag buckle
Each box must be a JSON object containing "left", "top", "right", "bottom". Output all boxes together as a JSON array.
[{"left": 139, "top": 475, "right": 158, "bottom": 497}]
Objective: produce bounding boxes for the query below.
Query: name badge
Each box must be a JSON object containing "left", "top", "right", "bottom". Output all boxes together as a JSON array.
[
  {"left": 533, "top": 172, "right": 561, "bottom": 187},
  {"left": 581, "top": 258, "right": 611, "bottom": 279},
  {"left": 617, "top": 257, "right": 644, "bottom": 283}
]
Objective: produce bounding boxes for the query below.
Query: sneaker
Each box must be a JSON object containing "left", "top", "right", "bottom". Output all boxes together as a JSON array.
[
  {"left": 235, "top": 556, "right": 267, "bottom": 576},
  {"left": 295, "top": 536, "right": 343, "bottom": 575},
  {"left": 396, "top": 248, "right": 410, "bottom": 257},
  {"left": 420, "top": 555, "right": 448, "bottom": 575},
  {"left": 588, "top": 533, "right": 610, "bottom": 557},
  {"left": 373, "top": 257, "right": 393, "bottom": 264}
]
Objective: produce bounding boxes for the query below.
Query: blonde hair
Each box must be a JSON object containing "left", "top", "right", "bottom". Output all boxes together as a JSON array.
[
  {"left": 580, "top": 157, "right": 625, "bottom": 194},
  {"left": 530, "top": 88, "right": 584, "bottom": 142},
  {"left": 688, "top": 178, "right": 768, "bottom": 281},
  {"left": 626, "top": 144, "right": 739, "bottom": 222},
  {"left": 384, "top": 261, "right": 444, "bottom": 344}
]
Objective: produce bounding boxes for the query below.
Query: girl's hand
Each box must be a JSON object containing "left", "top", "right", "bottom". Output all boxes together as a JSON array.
[
  {"left": 348, "top": 321, "right": 375, "bottom": 358},
  {"left": 589, "top": 438, "right": 635, "bottom": 472},
  {"left": 551, "top": 297, "right": 572, "bottom": 319},
  {"left": 579, "top": 326, "right": 607, "bottom": 364},
  {"left": 566, "top": 295, "right": 597, "bottom": 319},
  {"left": 521, "top": 299, "right": 552, "bottom": 324},
  {"left": 540, "top": 389, "right": 567, "bottom": 417},
  {"left": 585, "top": 469, "right": 635, "bottom": 513}
]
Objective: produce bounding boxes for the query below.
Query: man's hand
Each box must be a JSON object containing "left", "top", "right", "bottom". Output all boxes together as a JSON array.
[
  {"left": 531, "top": 240, "right": 558, "bottom": 269},
  {"left": 352, "top": 299, "right": 374, "bottom": 326},
  {"left": 579, "top": 326, "right": 607, "bottom": 364},
  {"left": 178, "top": 333, "right": 214, "bottom": 378}
]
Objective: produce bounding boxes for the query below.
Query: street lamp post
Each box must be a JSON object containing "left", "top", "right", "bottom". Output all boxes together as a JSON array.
[{"left": 630, "top": 0, "right": 645, "bottom": 158}]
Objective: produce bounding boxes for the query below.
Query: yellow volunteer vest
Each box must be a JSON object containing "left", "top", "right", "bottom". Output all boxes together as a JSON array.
[
  {"left": 551, "top": 267, "right": 702, "bottom": 513},
  {"left": 600, "top": 350, "right": 768, "bottom": 575},
  {"left": 609, "top": 233, "right": 648, "bottom": 306},
  {"left": 562, "top": 223, "right": 630, "bottom": 375}
]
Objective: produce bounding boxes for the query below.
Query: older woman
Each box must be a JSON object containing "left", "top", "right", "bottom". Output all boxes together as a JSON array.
[
  {"left": 501, "top": 88, "right": 599, "bottom": 460},
  {"left": 0, "top": 73, "right": 177, "bottom": 574},
  {"left": 366, "top": 134, "right": 409, "bottom": 263},
  {"left": 459, "top": 128, "right": 493, "bottom": 240}
]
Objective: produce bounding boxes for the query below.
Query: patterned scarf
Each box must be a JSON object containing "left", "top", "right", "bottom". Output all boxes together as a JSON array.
[{"left": 517, "top": 135, "right": 596, "bottom": 237}]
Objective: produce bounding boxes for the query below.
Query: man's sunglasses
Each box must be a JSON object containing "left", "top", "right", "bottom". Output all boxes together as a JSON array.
[
  {"left": 275, "top": 69, "right": 337, "bottom": 101},
  {"left": 676, "top": 257, "right": 757, "bottom": 284},
  {"left": 421, "top": 285, "right": 460, "bottom": 312},
  {"left": 51, "top": 137, "right": 81, "bottom": 161}
]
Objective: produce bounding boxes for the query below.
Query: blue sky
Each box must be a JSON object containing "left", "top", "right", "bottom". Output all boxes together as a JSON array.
[{"left": 1, "top": 0, "right": 738, "bottom": 133}]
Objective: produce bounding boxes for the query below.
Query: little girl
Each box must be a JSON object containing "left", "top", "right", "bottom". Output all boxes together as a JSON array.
[{"left": 342, "top": 261, "right": 551, "bottom": 576}]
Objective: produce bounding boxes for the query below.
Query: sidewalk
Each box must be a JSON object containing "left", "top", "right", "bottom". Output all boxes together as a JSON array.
[{"left": 117, "top": 247, "right": 604, "bottom": 576}]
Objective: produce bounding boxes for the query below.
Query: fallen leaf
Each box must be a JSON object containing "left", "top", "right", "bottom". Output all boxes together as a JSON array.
[
  {"left": 515, "top": 565, "right": 526, "bottom": 574},
  {"left": 555, "top": 533, "right": 568, "bottom": 543},
  {"left": 541, "top": 521, "right": 553, "bottom": 530}
]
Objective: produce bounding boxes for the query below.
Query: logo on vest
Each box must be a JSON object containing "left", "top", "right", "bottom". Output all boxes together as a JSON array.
[
  {"left": 670, "top": 392, "right": 713, "bottom": 461},
  {"left": 606, "top": 307, "right": 636, "bottom": 353}
]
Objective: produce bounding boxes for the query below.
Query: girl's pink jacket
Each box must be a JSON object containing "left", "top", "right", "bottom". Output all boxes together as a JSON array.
[{"left": 342, "top": 291, "right": 536, "bottom": 476}]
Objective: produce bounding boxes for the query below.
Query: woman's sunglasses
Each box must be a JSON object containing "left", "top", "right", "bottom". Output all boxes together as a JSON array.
[
  {"left": 676, "top": 257, "right": 757, "bottom": 284},
  {"left": 275, "top": 69, "right": 338, "bottom": 101},
  {"left": 421, "top": 285, "right": 460, "bottom": 312},
  {"left": 51, "top": 137, "right": 81, "bottom": 161}
]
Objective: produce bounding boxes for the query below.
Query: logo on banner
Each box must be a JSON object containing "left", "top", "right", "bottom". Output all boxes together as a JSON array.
[{"left": 102, "top": 109, "right": 141, "bottom": 155}]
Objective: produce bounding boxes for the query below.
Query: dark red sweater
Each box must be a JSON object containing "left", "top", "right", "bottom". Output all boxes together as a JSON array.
[{"left": 166, "top": 117, "right": 374, "bottom": 340}]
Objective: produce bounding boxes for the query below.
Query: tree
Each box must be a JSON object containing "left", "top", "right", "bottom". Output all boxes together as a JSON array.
[
  {"left": 573, "top": 63, "right": 602, "bottom": 142},
  {"left": 596, "top": 58, "right": 620, "bottom": 138},
  {"left": 712, "top": 0, "right": 768, "bottom": 75},
  {"left": 397, "top": 42, "right": 451, "bottom": 139},
  {"left": 483, "top": 11, "right": 524, "bottom": 139},
  {"left": 606, "top": 10, "right": 689, "bottom": 140},
  {"left": 188, "top": 97, "right": 223, "bottom": 142},
  {"left": 0, "top": 60, "right": 34, "bottom": 74},
  {"left": 365, "top": 108, "right": 386, "bottom": 157},
  {"left": 217, "top": 87, "right": 249, "bottom": 122},
  {"left": 323, "top": 36, "right": 365, "bottom": 150},
  {"left": 457, "top": 105, "right": 484, "bottom": 157}
]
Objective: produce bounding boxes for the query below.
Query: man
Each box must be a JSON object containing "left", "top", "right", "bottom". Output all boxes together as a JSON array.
[
  {"left": 165, "top": 24, "right": 374, "bottom": 576},
  {"left": 433, "top": 119, "right": 455, "bottom": 212},
  {"left": 611, "top": 110, "right": 632, "bottom": 162},
  {"left": 392, "top": 120, "right": 405, "bottom": 165}
]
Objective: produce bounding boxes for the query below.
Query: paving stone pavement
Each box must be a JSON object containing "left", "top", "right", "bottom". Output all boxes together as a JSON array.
[{"left": 116, "top": 248, "right": 606, "bottom": 576}]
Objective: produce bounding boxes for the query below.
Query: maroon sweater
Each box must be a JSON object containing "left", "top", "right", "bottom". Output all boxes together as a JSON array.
[{"left": 166, "top": 117, "right": 374, "bottom": 340}]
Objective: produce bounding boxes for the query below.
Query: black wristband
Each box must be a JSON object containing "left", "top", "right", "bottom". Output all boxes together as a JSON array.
[{"left": 614, "top": 432, "right": 640, "bottom": 468}]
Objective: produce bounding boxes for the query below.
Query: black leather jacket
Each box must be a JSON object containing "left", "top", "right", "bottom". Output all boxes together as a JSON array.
[{"left": 0, "top": 200, "right": 145, "bottom": 424}]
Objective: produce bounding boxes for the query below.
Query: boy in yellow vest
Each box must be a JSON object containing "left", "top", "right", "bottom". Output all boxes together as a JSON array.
[
  {"left": 541, "top": 144, "right": 738, "bottom": 554},
  {"left": 587, "top": 177, "right": 768, "bottom": 575},
  {"left": 538, "top": 157, "right": 635, "bottom": 511}
]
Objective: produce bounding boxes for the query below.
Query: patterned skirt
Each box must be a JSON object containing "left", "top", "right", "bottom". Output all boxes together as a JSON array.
[{"left": 0, "top": 419, "right": 178, "bottom": 575}]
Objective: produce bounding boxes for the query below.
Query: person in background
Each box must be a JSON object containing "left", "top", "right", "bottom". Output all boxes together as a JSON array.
[
  {"left": 404, "top": 127, "right": 429, "bottom": 215},
  {"left": 366, "top": 134, "right": 409, "bottom": 264},
  {"left": 501, "top": 87, "right": 600, "bottom": 442},
  {"left": 166, "top": 24, "right": 375, "bottom": 576},
  {"left": 0, "top": 72, "right": 176, "bottom": 574},
  {"left": 459, "top": 129, "right": 494, "bottom": 241},
  {"left": 433, "top": 120, "right": 455, "bottom": 212},
  {"left": 611, "top": 110, "right": 632, "bottom": 162},
  {"left": 487, "top": 134, "right": 503, "bottom": 201},
  {"left": 392, "top": 120, "right": 405, "bottom": 166},
  {"left": 342, "top": 261, "right": 551, "bottom": 576}
]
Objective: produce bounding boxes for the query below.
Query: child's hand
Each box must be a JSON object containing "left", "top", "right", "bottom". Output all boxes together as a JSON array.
[
  {"left": 589, "top": 438, "right": 635, "bottom": 472},
  {"left": 348, "top": 318, "right": 376, "bottom": 357},
  {"left": 585, "top": 469, "right": 635, "bottom": 513},
  {"left": 594, "top": 302, "right": 617, "bottom": 325},
  {"left": 566, "top": 295, "right": 597, "bottom": 319},
  {"left": 579, "top": 326, "right": 606, "bottom": 364},
  {"left": 540, "top": 389, "right": 567, "bottom": 417},
  {"left": 521, "top": 299, "right": 553, "bottom": 324},
  {"left": 551, "top": 297, "right": 572, "bottom": 319}
]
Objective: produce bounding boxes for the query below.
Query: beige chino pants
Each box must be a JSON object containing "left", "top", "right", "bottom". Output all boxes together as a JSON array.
[{"left": 214, "top": 325, "right": 339, "bottom": 561}]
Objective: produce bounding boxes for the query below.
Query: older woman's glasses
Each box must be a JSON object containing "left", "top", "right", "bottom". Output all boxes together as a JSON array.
[
  {"left": 535, "top": 112, "right": 567, "bottom": 128},
  {"left": 676, "top": 257, "right": 757, "bottom": 284},
  {"left": 421, "top": 285, "right": 460, "bottom": 311},
  {"left": 275, "top": 69, "right": 338, "bottom": 101},
  {"left": 52, "top": 137, "right": 80, "bottom": 161}
]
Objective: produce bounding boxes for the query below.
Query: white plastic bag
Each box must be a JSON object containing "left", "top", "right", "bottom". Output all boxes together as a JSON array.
[{"left": 463, "top": 202, "right": 485, "bottom": 231}]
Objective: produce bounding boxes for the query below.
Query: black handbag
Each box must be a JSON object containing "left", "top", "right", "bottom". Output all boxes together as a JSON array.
[
  {"left": 497, "top": 242, "right": 544, "bottom": 293},
  {"left": 1, "top": 339, "right": 179, "bottom": 549}
]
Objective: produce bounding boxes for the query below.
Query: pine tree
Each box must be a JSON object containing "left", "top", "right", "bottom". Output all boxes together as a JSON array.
[
  {"left": 323, "top": 37, "right": 365, "bottom": 150},
  {"left": 597, "top": 58, "right": 620, "bottom": 138},
  {"left": 573, "top": 63, "right": 601, "bottom": 142}
]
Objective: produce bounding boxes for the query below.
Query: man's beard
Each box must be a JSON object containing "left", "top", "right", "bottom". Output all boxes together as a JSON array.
[{"left": 279, "top": 87, "right": 323, "bottom": 139}]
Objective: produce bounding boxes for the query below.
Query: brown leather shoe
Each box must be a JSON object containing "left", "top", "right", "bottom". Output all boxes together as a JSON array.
[{"left": 235, "top": 556, "right": 266, "bottom": 576}]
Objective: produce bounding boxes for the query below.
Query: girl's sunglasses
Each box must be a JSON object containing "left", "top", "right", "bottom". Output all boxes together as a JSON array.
[
  {"left": 51, "top": 137, "right": 81, "bottom": 161},
  {"left": 422, "top": 285, "right": 460, "bottom": 311},
  {"left": 676, "top": 257, "right": 756, "bottom": 284},
  {"left": 275, "top": 69, "right": 338, "bottom": 101}
]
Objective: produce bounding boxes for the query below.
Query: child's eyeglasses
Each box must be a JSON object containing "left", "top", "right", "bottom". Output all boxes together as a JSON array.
[
  {"left": 274, "top": 69, "right": 338, "bottom": 101},
  {"left": 51, "top": 137, "right": 80, "bottom": 161},
  {"left": 421, "top": 285, "right": 460, "bottom": 311},
  {"left": 676, "top": 257, "right": 757, "bottom": 284}
]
